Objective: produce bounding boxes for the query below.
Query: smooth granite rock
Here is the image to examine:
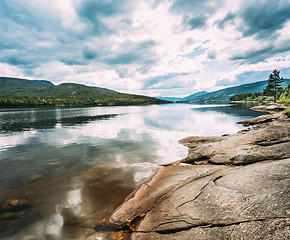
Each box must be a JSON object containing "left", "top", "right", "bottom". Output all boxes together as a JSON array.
[
  {"left": 180, "top": 114, "right": 290, "bottom": 165},
  {"left": 112, "top": 159, "right": 290, "bottom": 240},
  {"left": 250, "top": 103, "right": 287, "bottom": 113},
  {"left": 111, "top": 109, "right": 290, "bottom": 240}
]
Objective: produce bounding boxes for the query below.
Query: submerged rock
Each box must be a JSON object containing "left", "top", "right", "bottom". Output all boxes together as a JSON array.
[
  {"left": 111, "top": 111, "right": 290, "bottom": 240},
  {"left": 0, "top": 199, "right": 33, "bottom": 238},
  {"left": 250, "top": 103, "right": 287, "bottom": 113},
  {"left": 0, "top": 199, "right": 31, "bottom": 213}
]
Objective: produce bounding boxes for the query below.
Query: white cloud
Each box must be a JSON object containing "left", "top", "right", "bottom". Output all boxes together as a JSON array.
[
  {"left": 0, "top": 63, "right": 27, "bottom": 78},
  {"left": 55, "top": 0, "right": 86, "bottom": 32},
  {"left": 0, "top": 0, "right": 290, "bottom": 97},
  {"left": 33, "top": 61, "right": 76, "bottom": 81},
  {"left": 215, "top": 55, "right": 290, "bottom": 86}
]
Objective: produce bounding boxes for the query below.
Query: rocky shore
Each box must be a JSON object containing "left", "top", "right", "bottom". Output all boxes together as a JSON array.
[{"left": 110, "top": 104, "right": 290, "bottom": 240}]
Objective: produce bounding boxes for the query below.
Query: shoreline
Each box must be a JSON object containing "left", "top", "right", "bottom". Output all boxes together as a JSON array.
[{"left": 109, "top": 103, "right": 290, "bottom": 240}]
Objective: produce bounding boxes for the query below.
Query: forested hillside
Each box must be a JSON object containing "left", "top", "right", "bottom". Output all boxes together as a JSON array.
[
  {"left": 181, "top": 79, "right": 290, "bottom": 103},
  {"left": 0, "top": 77, "right": 168, "bottom": 107}
]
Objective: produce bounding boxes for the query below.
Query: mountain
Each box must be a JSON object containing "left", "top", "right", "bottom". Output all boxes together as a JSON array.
[
  {"left": 0, "top": 77, "right": 116, "bottom": 96},
  {"left": 156, "top": 97, "right": 182, "bottom": 102},
  {"left": 156, "top": 91, "right": 209, "bottom": 102},
  {"left": 181, "top": 91, "right": 208, "bottom": 101},
  {"left": 0, "top": 77, "right": 169, "bottom": 107},
  {"left": 0, "top": 77, "right": 54, "bottom": 96},
  {"left": 33, "top": 80, "right": 54, "bottom": 85},
  {"left": 181, "top": 79, "right": 290, "bottom": 103}
]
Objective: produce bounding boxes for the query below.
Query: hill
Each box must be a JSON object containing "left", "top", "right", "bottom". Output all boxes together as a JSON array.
[
  {"left": 181, "top": 79, "right": 290, "bottom": 103},
  {"left": 0, "top": 77, "right": 169, "bottom": 107}
]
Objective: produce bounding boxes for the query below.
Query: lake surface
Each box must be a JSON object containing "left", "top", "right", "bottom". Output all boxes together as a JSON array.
[{"left": 0, "top": 103, "right": 264, "bottom": 239}]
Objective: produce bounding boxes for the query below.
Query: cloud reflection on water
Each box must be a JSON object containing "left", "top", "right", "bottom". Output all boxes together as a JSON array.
[
  {"left": 0, "top": 104, "right": 261, "bottom": 191},
  {"left": 0, "top": 104, "right": 265, "bottom": 239}
]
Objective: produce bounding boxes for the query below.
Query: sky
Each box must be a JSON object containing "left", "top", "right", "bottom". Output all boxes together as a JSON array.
[{"left": 0, "top": 0, "right": 290, "bottom": 97}]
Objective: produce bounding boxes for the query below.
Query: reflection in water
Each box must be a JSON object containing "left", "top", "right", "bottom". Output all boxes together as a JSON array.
[
  {"left": 191, "top": 104, "right": 265, "bottom": 117},
  {"left": 0, "top": 166, "right": 136, "bottom": 240},
  {"left": 0, "top": 104, "right": 264, "bottom": 239},
  {"left": 0, "top": 108, "right": 118, "bottom": 132}
]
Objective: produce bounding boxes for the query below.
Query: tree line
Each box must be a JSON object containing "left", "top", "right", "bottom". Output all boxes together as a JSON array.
[{"left": 0, "top": 95, "right": 166, "bottom": 107}]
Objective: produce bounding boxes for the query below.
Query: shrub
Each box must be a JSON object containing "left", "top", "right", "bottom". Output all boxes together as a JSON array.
[
  {"left": 278, "top": 98, "right": 290, "bottom": 105},
  {"left": 284, "top": 109, "right": 290, "bottom": 117}
]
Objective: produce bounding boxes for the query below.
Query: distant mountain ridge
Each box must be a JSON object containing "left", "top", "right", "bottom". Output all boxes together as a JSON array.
[
  {"left": 0, "top": 77, "right": 168, "bottom": 107},
  {"left": 181, "top": 91, "right": 208, "bottom": 101},
  {"left": 156, "top": 91, "right": 209, "bottom": 102},
  {"left": 33, "top": 80, "right": 54, "bottom": 85},
  {"left": 181, "top": 79, "right": 290, "bottom": 103},
  {"left": 0, "top": 77, "right": 117, "bottom": 96},
  {"left": 156, "top": 96, "right": 183, "bottom": 102}
]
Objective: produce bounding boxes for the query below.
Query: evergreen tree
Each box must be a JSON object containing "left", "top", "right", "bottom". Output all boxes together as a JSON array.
[
  {"left": 263, "top": 69, "right": 284, "bottom": 102},
  {"left": 281, "top": 83, "right": 290, "bottom": 98}
]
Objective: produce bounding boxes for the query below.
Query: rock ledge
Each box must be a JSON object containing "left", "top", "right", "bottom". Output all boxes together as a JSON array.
[{"left": 111, "top": 108, "right": 290, "bottom": 240}]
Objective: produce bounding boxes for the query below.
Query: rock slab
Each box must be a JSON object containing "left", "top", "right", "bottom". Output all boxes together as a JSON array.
[{"left": 111, "top": 111, "right": 290, "bottom": 240}]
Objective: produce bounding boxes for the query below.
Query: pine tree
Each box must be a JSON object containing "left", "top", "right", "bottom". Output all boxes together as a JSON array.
[{"left": 263, "top": 69, "right": 284, "bottom": 103}]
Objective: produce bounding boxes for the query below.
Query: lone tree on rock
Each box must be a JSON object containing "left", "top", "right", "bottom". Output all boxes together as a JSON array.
[{"left": 263, "top": 69, "right": 284, "bottom": 103}]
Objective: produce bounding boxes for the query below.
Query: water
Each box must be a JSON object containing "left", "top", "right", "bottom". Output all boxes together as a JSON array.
[{"left": 0, "top": 103, "right": 264, "bottom": 239}]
